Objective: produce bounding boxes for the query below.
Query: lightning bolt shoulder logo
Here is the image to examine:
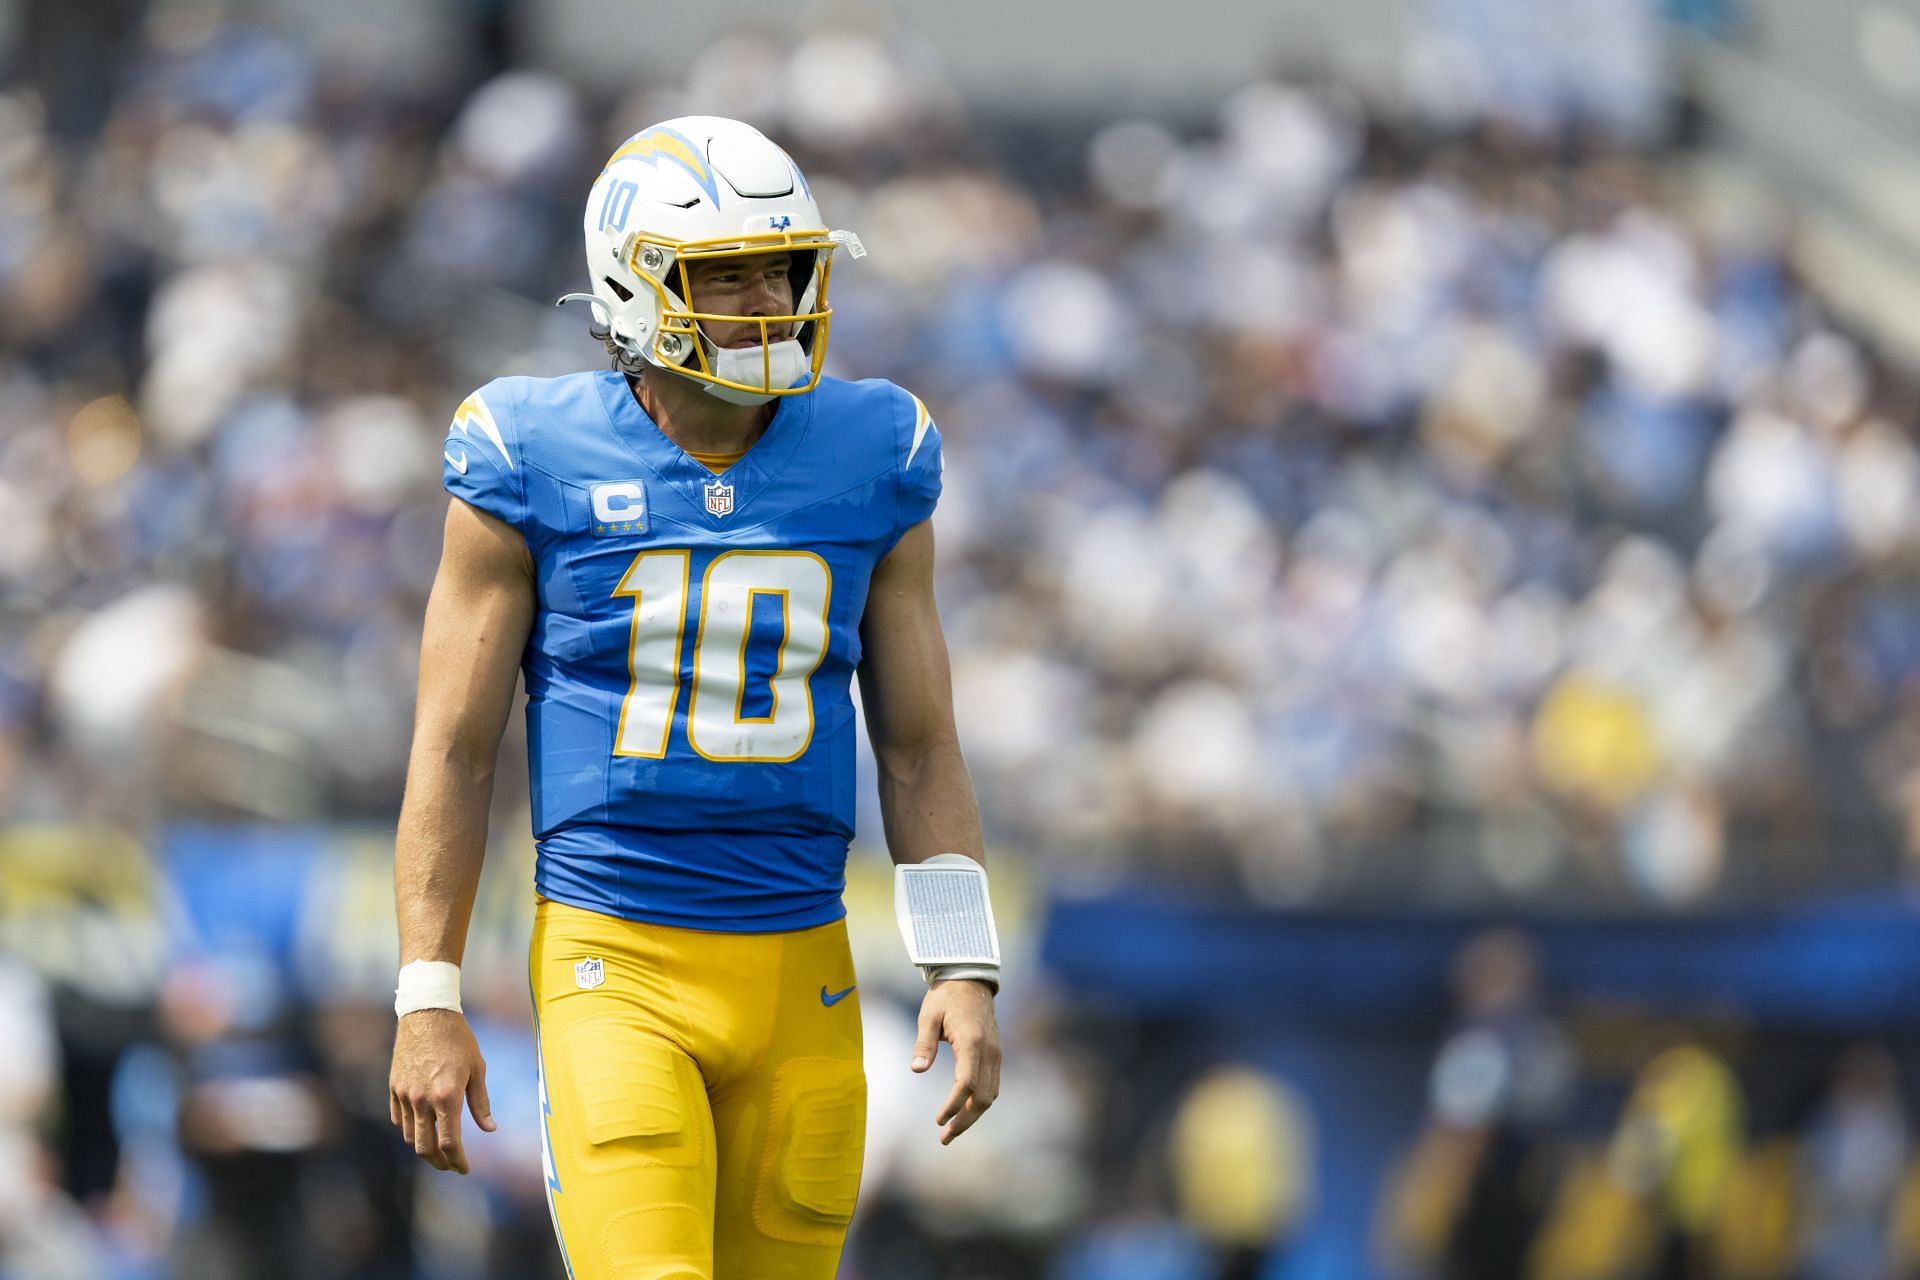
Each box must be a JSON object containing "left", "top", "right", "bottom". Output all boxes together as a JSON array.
[
  {"left": 906, "top": 394, "right": 936, "bottom": 469},
  {"left": 448, "top": 393, "right": 513, "bottom": 472}
]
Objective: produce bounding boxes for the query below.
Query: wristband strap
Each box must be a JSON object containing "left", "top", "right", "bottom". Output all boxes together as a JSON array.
[
  {"left": 928, "top": 963, "right": 1000, "bottom": 994},
  {"left": 394, "top": 960, "right": 463, "bottom": 1016}
]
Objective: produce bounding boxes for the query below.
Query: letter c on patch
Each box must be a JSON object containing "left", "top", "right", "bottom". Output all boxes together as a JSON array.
[{"left": 591, "top": 481, "right": 647, "bottom": 527}]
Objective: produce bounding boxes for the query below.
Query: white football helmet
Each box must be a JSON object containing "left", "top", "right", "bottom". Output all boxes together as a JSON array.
[{"left": 560, "top": 116, "right": 864, "bottom": 405}]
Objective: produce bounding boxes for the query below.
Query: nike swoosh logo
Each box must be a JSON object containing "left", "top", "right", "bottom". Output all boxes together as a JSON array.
[
  {"left": 444, "top": 446, "right": 469, "bottom": 474},
  {"left": 820, "top": 984, "right": 856, "bottom": 1007}
]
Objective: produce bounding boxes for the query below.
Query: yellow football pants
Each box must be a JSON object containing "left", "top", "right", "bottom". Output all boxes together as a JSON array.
[{"left": 529, "top": 898, "right": 866, "bottom": 1280}]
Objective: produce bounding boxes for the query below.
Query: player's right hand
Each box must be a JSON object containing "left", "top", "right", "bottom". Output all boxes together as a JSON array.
[{"left": 390, "top": 1008, "right": 495, "bottom": 1174}]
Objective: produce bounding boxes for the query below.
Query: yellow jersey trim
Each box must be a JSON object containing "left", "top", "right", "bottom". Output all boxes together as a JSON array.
[{"left": 687, "top": 448, "right": 746, "bottom": 475}]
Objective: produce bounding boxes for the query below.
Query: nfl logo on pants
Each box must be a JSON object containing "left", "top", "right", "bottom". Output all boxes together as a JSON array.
[
  {"left": 574, "top": 956, "right": 604, "bottom": 990},
  {"left": 704, "top": 480, "right": 734, "bottom": 517}
]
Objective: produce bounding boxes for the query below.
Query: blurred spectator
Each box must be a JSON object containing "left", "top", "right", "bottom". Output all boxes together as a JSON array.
[
  {"left": 1798, "top": 1045, "right": 1909, "bottom": 1280},
  {"left": 1167, "top": 1066, "right": 1315, "bottom": 1277},
  {"left": 1380, "top": 931, "right": 1572, "bottom": 1280},
  {"left": 1609, "top": 1043, "right": 1746, "bottom": 1277}
]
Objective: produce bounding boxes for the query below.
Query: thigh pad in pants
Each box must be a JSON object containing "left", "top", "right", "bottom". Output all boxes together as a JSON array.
[{"left": 752, "top": 1056, "right": 867, "bottom": 1246}]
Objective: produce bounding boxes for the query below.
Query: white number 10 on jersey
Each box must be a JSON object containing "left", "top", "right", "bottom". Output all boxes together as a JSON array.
[{"left": 611, "top": 549, "right": 831, "bottom": 763}]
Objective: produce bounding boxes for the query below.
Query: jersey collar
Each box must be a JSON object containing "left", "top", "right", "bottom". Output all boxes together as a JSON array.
[{"left": 595, "top": 371, "right": 814, "bottom": 523}]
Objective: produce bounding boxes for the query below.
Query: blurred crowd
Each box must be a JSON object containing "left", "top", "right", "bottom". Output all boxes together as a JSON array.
[
  {"left": 6, "top": 1, "right": 1920, "bottom": 916},
  {"left": 6, "top": 0, "right": 1920, "bottom": 1275}
]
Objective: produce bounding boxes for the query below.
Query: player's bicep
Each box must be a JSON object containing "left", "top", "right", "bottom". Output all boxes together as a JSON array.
[
  {"left": 412, "top": 498, "right": 536, "bottom": 763},
  {"left": 857, "top": 519, "right": 957, "bottom": 760}
]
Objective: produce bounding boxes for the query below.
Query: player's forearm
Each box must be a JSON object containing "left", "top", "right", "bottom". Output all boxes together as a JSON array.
[
  {"left": 393, "top": 741, "right": 497, "bottom": 965},
  {"left": 874, "top": 737, "right": 985, "bottom": 867}
]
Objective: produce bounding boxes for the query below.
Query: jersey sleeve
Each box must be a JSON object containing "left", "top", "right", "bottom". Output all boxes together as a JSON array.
[
  {"left": 893, "top": 388, "right": 943, "bottom": 542},
  {"left": 441, "top": 383, "right": 526, "bottom": 530}
]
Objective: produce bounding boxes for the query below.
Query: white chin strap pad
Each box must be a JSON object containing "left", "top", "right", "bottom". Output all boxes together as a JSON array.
[
  {"left": 895, "top": 854, "right": 1001, "bottom": 990},
  {"left": 699, "top": 338, "right": 809, "bottom": 405}
]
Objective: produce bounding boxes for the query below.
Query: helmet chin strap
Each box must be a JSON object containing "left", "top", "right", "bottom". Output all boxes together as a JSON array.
[{"left": 697, "top": 338, "right": 810, "bottom": 405}]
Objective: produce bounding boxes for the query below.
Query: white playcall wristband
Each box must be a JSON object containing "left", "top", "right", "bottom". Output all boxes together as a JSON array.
[
  {"left": 895, "top": 853, "right": 1001, "bottom": 993},
  {"left": 394, "top": 960, "right": 463, "bottom": 1016}
]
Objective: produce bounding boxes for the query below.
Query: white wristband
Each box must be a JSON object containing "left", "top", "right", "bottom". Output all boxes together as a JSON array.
[{"left": 395, "top": 960, "right": 463, "bottom": 1017}]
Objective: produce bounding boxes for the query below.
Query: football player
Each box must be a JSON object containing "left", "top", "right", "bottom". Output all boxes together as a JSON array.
[{"left": 386, "top": 117, "right": 1002, "bottom": 1278}]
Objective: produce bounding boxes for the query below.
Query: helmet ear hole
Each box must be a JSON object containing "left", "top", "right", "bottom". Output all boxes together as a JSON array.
[{"left": 603, "top": 277, "right": 635, "bottom": 303}]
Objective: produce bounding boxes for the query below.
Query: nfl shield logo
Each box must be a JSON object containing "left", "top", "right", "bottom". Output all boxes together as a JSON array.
[
  {"left": 574, "top": 957, "right": 605, "bottom": 990},
  {"left": 704, "top": 480, "right": 735, "bottom": 517}
]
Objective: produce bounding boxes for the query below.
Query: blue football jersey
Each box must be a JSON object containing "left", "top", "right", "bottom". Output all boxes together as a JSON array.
[{"left": 441, "top": 371, "right": 942, "bottom": 931}]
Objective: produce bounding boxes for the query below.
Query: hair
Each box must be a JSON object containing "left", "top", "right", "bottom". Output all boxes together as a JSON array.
[{"left": 589, "top": 320, "right": 649, "bottom": 378}]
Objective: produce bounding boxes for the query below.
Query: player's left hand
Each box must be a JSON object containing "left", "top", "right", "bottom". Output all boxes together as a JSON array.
[{"left": 911, "top": 978, "right": 1000, "bottom": 1144}]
